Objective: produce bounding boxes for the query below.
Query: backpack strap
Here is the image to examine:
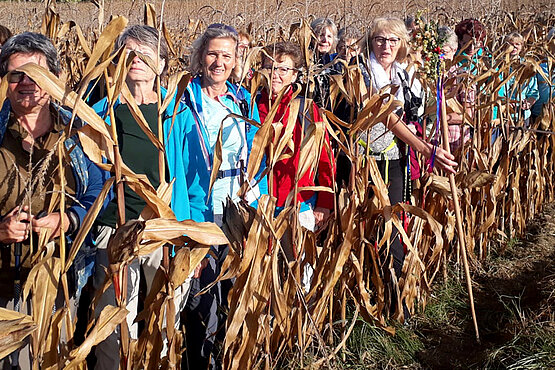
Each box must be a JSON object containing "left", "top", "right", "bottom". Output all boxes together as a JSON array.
[{"left": 0, "top": 100, "right": 11, "bottom": 145}]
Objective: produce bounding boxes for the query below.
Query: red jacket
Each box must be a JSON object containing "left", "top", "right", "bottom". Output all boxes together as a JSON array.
[{"left": 257, "top": 88, "right": 335, "bottom": 209}]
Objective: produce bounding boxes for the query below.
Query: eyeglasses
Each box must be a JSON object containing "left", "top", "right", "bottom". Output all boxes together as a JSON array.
[
  {"left": 263, "top": 66, "right": 297, "bottom": 77},
  {"left": 7, "top": 71, "right": 34, "bottom": 84},
  {"left": 373, "top": 36, "right": 401, "bottom": 47}
]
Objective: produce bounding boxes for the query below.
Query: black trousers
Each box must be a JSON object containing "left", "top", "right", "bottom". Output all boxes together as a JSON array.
[
  {"left": 375, "top": 158, "right": 406, "bottom": 280},
  {"left": 183, "top": 244, "right": 232, "bottom": 370}
]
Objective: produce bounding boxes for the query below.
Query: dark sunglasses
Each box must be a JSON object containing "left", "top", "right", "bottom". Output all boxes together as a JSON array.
[{"left": 7, "top": 71, "right": 34, "bottom": 84}]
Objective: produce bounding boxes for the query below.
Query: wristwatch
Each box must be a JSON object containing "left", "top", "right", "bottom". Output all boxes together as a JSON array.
[{"left": 66, "top": 209, "right": 80, "bottom": 236}]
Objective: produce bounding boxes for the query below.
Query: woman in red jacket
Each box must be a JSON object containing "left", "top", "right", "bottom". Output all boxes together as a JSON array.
[{"left": 257, "top": 41, "right": 334, "bottom": 256}]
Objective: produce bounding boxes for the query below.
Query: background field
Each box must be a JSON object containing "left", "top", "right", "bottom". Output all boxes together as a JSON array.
[
  {"left": 0, "top": 0, "right": 554, "bottom": 35},
  {"left": 0, "top": 1, "right": 553, "bottom": 368}
]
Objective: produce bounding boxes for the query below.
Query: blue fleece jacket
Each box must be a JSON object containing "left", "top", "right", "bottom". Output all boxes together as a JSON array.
[{"left": 182, "top": 76, "right": 268, "bottom": 221}]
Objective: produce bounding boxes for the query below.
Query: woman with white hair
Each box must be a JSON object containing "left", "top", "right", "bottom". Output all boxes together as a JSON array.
[{"left": 439, "top": 26, "right": 458, "bottom": 61}]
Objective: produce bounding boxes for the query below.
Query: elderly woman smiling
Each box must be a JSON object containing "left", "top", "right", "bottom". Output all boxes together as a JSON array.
[
  {"left": 182, "top": 23, "right": 265, "bottom": 369},
  {"left": 91, "top": 25, "right": 204, "bottom": 368},
  {"left": 0, "top": 32, "right": 108, "bottom": 368}
]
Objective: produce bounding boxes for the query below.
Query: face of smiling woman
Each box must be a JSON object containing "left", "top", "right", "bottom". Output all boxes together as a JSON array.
[
  {"left": 317, "top": 27, "right": 335, "bottom": 54},
  {"left": 6, "top": 52, "right": 50, "bottom": 115},
  {"left": 201, "top": 37, "right": 237, "bottom": 88}
]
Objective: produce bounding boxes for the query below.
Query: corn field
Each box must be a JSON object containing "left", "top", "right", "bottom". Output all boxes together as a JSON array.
[{"left": 0, "top": 1, "right": 554, "bottom": 369}]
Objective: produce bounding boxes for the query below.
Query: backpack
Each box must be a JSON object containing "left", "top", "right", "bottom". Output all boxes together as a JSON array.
[{"left": 398, "top": 69, "right": 422, "bottom": 124}]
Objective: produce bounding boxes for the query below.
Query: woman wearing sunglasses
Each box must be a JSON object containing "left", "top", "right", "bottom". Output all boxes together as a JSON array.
[{"left": 0, "top": 32, "right": 108, "bottom": 368}]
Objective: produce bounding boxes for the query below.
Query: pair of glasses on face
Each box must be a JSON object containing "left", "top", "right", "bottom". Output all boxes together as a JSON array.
[
  {"left": 373, "top": 36, "right": 401, "bottom": 47},
  {"left": 7, "top": 71, "right": 34, "bottom": 84},
  {"left": 263, "top": 66, "right": 297, "bottom": 77}
]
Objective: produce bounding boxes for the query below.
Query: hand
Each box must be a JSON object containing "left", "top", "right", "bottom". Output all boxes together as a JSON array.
[
  {"left": 521, "top": 98, "right": 534, "bottom": 111},
  {"left": 424, "top": 143, "right": 458, "bottom": 174},
  {"left": 193, "top": 258, "right": 209, "bottom": 279},
  {"left": 0, "top": 206, "right": 31, "bottom": 243},
  {"left": 313, "top": 207, "right": 331, "bottom": 229},
  {"left": 32, "top": 212, "right": 70, "bottom": 239}
]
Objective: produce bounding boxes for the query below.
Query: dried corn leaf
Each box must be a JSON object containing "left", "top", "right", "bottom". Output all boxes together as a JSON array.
[
  {"left": 65, "top": 305, "right": 129, "bottom": 368},
  {"left": 0, "top": 308, "right": 36, "bottom": 360}
]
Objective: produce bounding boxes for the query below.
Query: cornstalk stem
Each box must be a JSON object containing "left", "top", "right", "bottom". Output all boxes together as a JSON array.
[
  {"left": 57, "top": 143, "right": 74, "bottom": 339},
  {"left": 156, "top": 75, "right": 170, "bottom": 270},
  {"left": 103, "top": 69, "right": 129, "bottom": 361},
  {"left": 439, "top": 81, "right": 480, "bottom": 342}
]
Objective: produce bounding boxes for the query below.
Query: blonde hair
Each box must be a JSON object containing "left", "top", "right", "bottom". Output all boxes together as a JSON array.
[
  {"left": 363, "top": 17, "right": 410, "bottom": 63},
  {"left": 189, "top": 25, "right": 238, "bottom": 76},
  {"left": 506, "top": 32, "right": 524, "bottom": 44}
]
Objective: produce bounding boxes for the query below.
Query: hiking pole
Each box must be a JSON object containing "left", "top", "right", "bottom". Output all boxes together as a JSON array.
[
  {"left": 9, "top": 241, "right": 22, "bottom": 367},
  {"left": 439, "top": 82, "right": 480, "bottom": 342}
]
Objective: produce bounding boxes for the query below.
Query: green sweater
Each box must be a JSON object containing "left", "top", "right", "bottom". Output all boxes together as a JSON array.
[{"left": 98, "top": 102, "right": 165, "bottom": 227}]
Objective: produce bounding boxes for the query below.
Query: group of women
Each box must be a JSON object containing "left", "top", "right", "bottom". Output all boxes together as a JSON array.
[{"left": 0, "top": 13, "right": 552, "bottom": 369}]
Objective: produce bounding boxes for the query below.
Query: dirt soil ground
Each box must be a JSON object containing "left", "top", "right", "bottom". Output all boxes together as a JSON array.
[{"left": 415, "top": 204, "right": 555, "bottom": 369}]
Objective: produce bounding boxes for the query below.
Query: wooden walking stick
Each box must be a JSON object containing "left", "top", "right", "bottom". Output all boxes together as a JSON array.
[{"left": 438, "top": 80, "right": 480, "bottom": 342}]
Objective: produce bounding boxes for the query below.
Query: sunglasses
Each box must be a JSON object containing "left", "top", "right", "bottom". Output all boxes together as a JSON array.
[{"left": 7, "top": 71, "right": 34, "bottom": 84}]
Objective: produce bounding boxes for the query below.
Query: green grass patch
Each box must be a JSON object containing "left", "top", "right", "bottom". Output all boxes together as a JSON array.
[
  {"left": 419, "top": 272, "right": 469, "bottom": 329},
  {"left": 338, "top": 319, "right": 424, "bottom": 369},
  {"left": 484, "top": 321, "right": 555, "bottom": 369}
]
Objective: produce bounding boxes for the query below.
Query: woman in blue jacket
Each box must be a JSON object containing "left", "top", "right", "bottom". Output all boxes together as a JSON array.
[{"left": 181, "top": 23, "right": 266, "bottom": 370}]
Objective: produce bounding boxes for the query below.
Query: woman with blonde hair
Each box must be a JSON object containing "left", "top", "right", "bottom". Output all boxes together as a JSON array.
[
  {"left": 311, "top": 17, "right": 339, "bottom": 58},
  {"left": 501, "top": 32, "right": 538, "bottom": 126},
  {"left": 311, "top": 17, "right": 341, "bottom": 108},
  {"left": 182, "top": 23, "right": 266, "bottom": 369},
  {"left": 360, "top": 16, "right": 457, "bottom": 318}
]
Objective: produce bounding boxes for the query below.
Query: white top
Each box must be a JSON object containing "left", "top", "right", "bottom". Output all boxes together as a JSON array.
[{"left": 201, "top": 91, "right": 246, "bottom": 216}]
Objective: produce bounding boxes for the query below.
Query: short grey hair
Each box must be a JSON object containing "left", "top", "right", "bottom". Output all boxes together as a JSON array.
[
  {"left": 115, "top": 25, "right": 169, "bottom": 78},
  {"left": 439, "top": 26, "right": 458, "bottom": 51},
  {"left": 0, "top": 32, "right": 61, "bottom": 76},
  {"left": 189, "top": 24, "right": 238, "bottom": 76},
  {"left": 311, "top": 17, "right": 339, "bottom": 51}
]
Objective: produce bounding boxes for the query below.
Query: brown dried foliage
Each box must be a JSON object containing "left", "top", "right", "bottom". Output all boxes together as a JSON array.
[{"left": 0, "top": 3, "right": 553, "bottom": 370}]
